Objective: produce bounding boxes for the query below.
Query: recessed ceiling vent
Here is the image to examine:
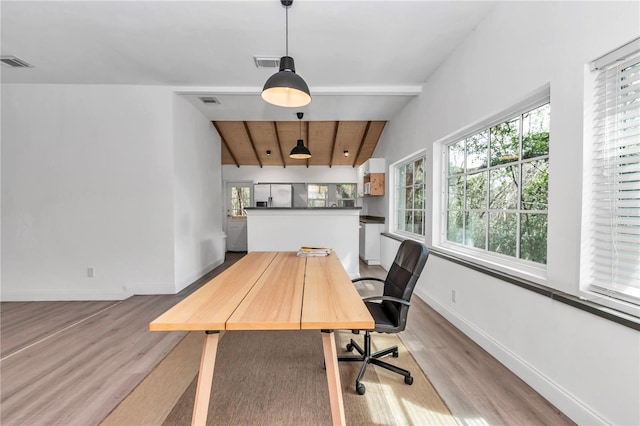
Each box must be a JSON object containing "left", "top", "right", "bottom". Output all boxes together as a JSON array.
[
  {"left": 253, "top": 56, "right": 280, "bottom": 69},
  {"left": 0, "top": 56, "right": 33, "bottom": 68},
  {"left": 198, "top": 96, "right": 221, "bottom": 105}
]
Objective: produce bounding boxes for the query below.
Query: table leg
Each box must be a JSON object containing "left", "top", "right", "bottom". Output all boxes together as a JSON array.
[
  {"left": 191, "top": 331, "right": 220, "bottom": 426},
  {"left": 321, "top": 331, "right": 346, "bottom": 426}
]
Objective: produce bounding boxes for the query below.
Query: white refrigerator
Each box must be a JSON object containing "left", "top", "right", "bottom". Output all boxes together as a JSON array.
[{"left": 254, "top": 184, "right": 293, "bottom": 208}]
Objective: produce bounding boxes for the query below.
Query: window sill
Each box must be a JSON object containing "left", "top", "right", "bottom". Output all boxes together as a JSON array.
[
  {"left": 581, "top": 287, "right": 640, "bottom": 319},
  {"left": 434, "top": 242, "right": 548, "bottom": 285},
  {"left": 381, "top": 233, "right": 640, "bottom": 331}
]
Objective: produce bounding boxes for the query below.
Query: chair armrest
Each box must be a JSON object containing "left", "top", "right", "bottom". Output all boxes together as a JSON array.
[
  {"left": 362, "top": 296, "right": 411, "bottom": 306},
  {"left": 352, "top": 277, "right": 385, "bottom": 284}
]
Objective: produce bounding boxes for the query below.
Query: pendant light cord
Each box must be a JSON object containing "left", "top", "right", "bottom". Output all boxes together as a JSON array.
[{"left": 285, "top": 5, "right": 289, "bottom": 57}]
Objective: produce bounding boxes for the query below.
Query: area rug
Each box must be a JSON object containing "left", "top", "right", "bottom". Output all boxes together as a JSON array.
[{"left": 101, "top": 330, "right": 455, "bottom": 425}]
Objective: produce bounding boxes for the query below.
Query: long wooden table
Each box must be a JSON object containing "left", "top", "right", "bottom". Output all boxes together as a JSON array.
[{"left": 150, "top": 251, "right": 374, "bottom": 426}]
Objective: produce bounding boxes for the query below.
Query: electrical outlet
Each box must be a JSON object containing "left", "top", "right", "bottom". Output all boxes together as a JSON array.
[
  {"left": 87, "top": 267, "right": 95, "bottom": 278},
  {"left": 451, "top": 289, "right": 456, "bottom": 303}
]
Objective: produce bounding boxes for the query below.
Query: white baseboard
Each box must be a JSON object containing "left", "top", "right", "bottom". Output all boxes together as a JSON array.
[
  {"left": 174, "top": 256, "right": 225, "bottom": 293},
  {"left": 0, "top": 289, "right": 131, "bottom": 302},
  {"left": 415, "top": 289, "right": 607, "bottom": 426},
  {"left": 0, "top": 257, "right": 227, "bottom": 301},
  {"left": 127, "top": 284, "right": 176, "bottom": 295}
]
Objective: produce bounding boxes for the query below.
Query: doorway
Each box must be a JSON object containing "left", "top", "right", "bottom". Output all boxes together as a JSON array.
[{"left": 225, "top": 182, "right": 252, "bottom": 252}]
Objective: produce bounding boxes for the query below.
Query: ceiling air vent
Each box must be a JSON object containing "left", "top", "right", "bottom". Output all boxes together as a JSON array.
[
  {"left": 253, "top": 56, "right": 280, "bottom": 69},
  {"left": 198, "top": 96, "right": 221, "bottom": 105},
  {"left": 0, "top": 56, "right": 33, "bottom": 68}
]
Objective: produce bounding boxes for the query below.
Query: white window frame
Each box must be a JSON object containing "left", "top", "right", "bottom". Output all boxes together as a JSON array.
[
  {"left": 433, "top": 86, "right": 551, "bottom": 283},
  {"left": 581, "top": 38, "right": 640, "bottom": 309},
  {"left": 389, "top": 150, "right": 427, "bottom": 241}
]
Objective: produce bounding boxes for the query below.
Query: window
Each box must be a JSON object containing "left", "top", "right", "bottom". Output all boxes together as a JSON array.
[
  {"left": 584, "top": 39, "right": 640, "bottom": 304},
  {"left": 336, "top": 184, "right": 356, "bottom": 207},
  {"left": 445, "top": 100, "right": 550, "bottom": 265},
  {"left": 307, "top": 183, "right": 356, "bottom": 207},
  {"left": 307, "top": 184, "right": 328, "bottom": 207},
  {"left": 230, "top": 186, "right": 251, "bottom": 217},
  {"left": 395, "top": 156, "right": 426, "bottom": 237}
]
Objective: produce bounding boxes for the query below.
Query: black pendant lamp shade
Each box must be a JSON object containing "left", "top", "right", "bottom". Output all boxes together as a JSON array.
[
  {"left": 290, "top": 112, "right": 311, "bottom": 159},
  {"left": 262, "top": 56, "right": 311, "bottom": 108},
  {"left": 290, "top": 139, "right": 311, "bottom": 159},
  {"left": 261, "top": 0, "right": 311, "bottom": 108}
]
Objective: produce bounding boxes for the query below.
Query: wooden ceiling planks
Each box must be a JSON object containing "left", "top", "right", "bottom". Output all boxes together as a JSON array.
[
  {"left": 308, "top": 121, "right": 337, "bottom": 167},
  {"left": 213, "top": 122, "right": 239, "bottom": 167},
  {"left": 215, "top": 121, "right": 259, "bottom": 166},
  {"left": 242, "top": 122, "right": 263, "bottom": 168},
  {"left": 355, "top": 121, "right": 386, "bottom": 166},
  {"left": 221, "top": 141, "right": 237, "bottom": 167},
  {"left": 332, "top": 121, "right": 367, "bottom": 166},
  {"left": 246, "top": 121, "right": 282, "bottom": 167},
  {"left": 215, "top": 120, "right": 385, "bottom": 168}
]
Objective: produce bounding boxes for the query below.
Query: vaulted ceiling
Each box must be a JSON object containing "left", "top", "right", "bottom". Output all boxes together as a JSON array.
[{"left": 215, "top": 120, "right": 385, "bottom": 168}]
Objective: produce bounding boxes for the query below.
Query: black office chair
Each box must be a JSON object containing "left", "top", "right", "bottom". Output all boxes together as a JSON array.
[{"left": 338, "top": 239, "right": 429, "bottom": 395}]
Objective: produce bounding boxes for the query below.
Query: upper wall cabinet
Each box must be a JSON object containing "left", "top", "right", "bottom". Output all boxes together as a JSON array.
[
  {"left": 360, "top": 158, "right": 386, "bottom": 196},
  {"left": 361, "top": 158, "right": 385, "bottom": 175}
]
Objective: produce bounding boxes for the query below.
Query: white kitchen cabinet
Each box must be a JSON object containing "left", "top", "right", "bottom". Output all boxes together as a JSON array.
[
  {"left": 359, "top": 222, "right": 384, "bottom": 265},
  {"left": 361, "top": 158, "right": 385, "bottom": 175}
]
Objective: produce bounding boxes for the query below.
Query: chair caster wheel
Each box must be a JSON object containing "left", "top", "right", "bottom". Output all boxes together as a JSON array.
[
  {"left": 346, "top": 343, "right": 354, "bottom": 352},
  {"left": 356, "top": 382, "right": 366, "bottom": 395},
  {"left": 392, "top": 350, "right": 399, "bottom": 358},
  {"left": 404, "top": 375, "right": 413, "bottom": 385}
]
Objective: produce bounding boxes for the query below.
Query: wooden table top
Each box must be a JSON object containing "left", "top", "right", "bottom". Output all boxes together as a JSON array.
[{"left": 149, "top": 251, "right": 373, "bottom": 332}]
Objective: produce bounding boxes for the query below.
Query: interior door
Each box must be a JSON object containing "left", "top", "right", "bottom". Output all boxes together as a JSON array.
[{"left": 225, "top": 182, "right": 252, "bottom": 252}]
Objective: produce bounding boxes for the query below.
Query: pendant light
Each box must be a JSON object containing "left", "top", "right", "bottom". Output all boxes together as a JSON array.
[
  {"left": 290, "top": 112, "right": 311, "bottom": 159},
  {"left": 261, "top": 0, "right": 311, "bottom": 108}
]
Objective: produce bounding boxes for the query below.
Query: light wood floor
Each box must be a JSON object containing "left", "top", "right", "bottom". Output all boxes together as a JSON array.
[{"left": 1, "top": 253, "right": 573, "bottom": 425}]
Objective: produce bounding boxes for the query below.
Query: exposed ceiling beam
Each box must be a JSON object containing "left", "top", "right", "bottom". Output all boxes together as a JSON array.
[
  {"left": 243, "top": 121, "right": 262, "bottom": 168},
  {"left": 306, "top": 121, "right": 311, "bottom": 169},
  {"left": 273, "top": 121, "right": 286, "bottom": 168},
  {"left": 212, "top": 121, "right": 239, "bottom": 168},
  {"left": 329, "top": 122, "right": 340, "bottom": 168},
  {"left": 353, "top": 121, "right": 371, "bottom": 168}
]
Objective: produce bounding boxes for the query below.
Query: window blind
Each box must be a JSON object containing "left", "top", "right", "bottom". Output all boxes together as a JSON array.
[{"left": 588, "top": 38, "right": 640, "bottom": 303}]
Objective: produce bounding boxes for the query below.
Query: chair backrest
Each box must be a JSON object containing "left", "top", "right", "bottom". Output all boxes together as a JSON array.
[{"left": 381, "top": 240, "right": 429, "bottom": 332}]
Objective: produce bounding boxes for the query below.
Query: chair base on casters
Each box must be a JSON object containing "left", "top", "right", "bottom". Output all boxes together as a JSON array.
[{"left": 337, "top": 331, "right": 413, "bottom": 395}]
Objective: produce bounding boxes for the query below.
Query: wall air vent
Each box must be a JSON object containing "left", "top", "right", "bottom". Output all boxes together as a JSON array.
[
  {"left": 198, "top": 96, "right": 221, "bottom": 105},
  {"left": 253, "top": 56, "right": 280, "bottom": 69},
  {"left": 0, "top": 56, "right": 33, "bottom": 68}
]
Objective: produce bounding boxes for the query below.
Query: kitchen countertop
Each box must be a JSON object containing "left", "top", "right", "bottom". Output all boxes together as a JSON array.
[
  {"left": 245, "top": 207, "right": 362, "bottom": 210},
  {"left": 359, "top": 215, "right": 385, "bottom": 224}
]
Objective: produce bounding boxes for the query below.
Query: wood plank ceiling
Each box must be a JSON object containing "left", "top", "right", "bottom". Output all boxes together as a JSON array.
[{"left": 214, "top": 121, "right": 386, "bottom": 168}]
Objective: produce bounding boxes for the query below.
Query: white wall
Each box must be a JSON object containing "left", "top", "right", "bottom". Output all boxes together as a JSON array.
[
  {"left": 376, "top": 2, "right": 640, "bottom": 425},
  {"left": 247, "top": 208, "right": 360, "bottom": 278},
  {"left": 1, "top": 86, "right": 225, "bottom": 300},
  {"left": 172, "top": 95, "right": 224, "bottom": 293},
  {"left": 1, "top": 85, "right": 176, "bottom": 299}
]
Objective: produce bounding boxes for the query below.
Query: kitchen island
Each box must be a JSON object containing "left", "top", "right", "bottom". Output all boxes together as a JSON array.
[{"left": 245, "top": 207, "right": 361, "bottom": 278}]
